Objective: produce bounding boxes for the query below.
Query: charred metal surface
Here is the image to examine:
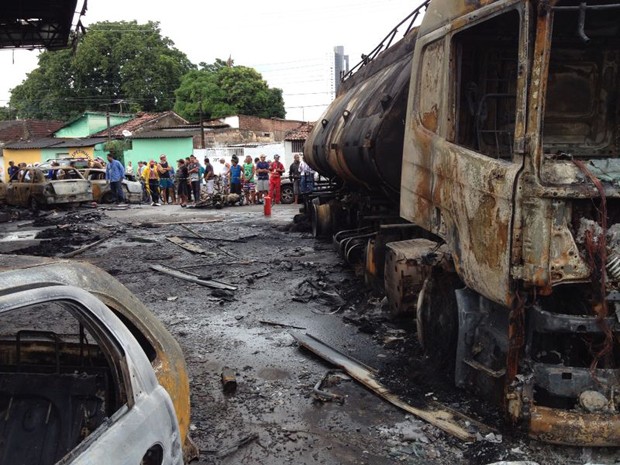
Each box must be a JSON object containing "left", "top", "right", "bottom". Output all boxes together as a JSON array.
[
  {"left": 305, "top": 29, "right": 417, "bottom": 197},
  {"left": 80, "top": 169, "right": 142, "bottom": 204},
  {"left": 383, "top": 239, "right": 450, "bottom": 315},
  {"left": 6, "top": 167, "right": 93, "bottom": 208},
  {"left": 530, "top": 405, "right": 620, "bottom": 446}
]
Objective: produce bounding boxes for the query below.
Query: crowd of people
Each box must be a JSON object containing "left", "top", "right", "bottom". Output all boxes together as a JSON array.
[
  {"left": 132, "top": 152, "right": 316, "bottom": 207},
  {"left": 5, "top": 152, "right": 317, "bottom": 208}
]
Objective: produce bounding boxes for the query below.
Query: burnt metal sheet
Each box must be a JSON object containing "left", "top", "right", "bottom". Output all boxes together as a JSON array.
[
  {"left": 529, "top": 306, "right": 620, "bottom": 333},
  {"left": 533, "top": 364, "right": 620, "bottom": 398}
]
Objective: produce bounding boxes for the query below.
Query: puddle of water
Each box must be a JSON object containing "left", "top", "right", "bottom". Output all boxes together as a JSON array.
[{"left": 0, "top": 230, "right": 39, "bottom": 242}]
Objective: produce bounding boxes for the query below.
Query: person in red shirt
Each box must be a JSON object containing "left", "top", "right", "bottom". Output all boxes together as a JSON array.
[{"left": 268, "top": 154, "right": 285, "bottom": 205}]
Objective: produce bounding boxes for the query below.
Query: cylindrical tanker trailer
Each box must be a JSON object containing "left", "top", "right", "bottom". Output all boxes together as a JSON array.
[
  {"left": 304, "top": 0, "right": 620, "bottom": 446},
  {"left": 306, "top": 28, "right": 417, "bottom": 197}
]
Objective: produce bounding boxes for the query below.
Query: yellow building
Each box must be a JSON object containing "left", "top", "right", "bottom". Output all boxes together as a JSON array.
[{"left": 3, "top": 137, "right": 106, "bottom": 180}]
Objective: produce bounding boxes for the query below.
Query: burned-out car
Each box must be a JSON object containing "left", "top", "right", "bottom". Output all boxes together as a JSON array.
[
  {"left": 80, "top": 169, "right": 143, "bottom": 204},
  {"left": 6, "top": 167, "right": 92, "bottom": 209},
  {"left": 0, "top": 256, "right": 198, "bottom": 464},
  {"left": 0, "top": 179, "right": 6, "bottom": 204}
]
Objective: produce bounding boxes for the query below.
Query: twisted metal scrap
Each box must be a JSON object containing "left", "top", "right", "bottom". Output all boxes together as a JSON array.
[{"left": 572, "top": 159, "right": 614, "bottom": 373}]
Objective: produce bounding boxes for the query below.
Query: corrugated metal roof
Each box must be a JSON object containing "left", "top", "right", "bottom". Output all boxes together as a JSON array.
[
  {"left": 52, "top": 137, "right": 108, "bottom": 148},
  {"left": 0, "top": 120, "right": 64, "bottom": 143},
  {"left": 4, "top": 137, "right": 106, "bottom": 150},
  {"left": 92, "top": 111, "right": 189, "bottom": 137},
  {"left": 132, "top": 130, "right": 195, "bottom": 139}
]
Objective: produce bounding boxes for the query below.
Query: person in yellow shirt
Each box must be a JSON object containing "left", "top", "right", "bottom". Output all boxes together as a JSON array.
[{"left": 142, "top": 160, "right": 161, "bottom": 206}]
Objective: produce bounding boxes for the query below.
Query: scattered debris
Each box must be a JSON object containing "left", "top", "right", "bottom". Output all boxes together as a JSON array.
[
  {"left": 484, "top": 462, "right": 539, "bottom": 465},
  {"left": 166, "top": 236, "right": 216, "bottom": 256},
  {"left": 313, "top": 370, "right": 346, "bottom": 403},
  {"left": 221, "top": 368, "right": 237, "bottom": 394},
  {"left": 202, "top": 433, "right": 259, "bottom": 458},
  {"left": 150, "top": 264, "right": 237, "bottom": 291},
  {"left": 377, "top": 420, "right": 430, "bottom": 443},
  {"left": 178, "top": 225, "right": 237, "bottom": 258},
  {"left": 175, "top": 226, "right": 255, "bottom": 243},
  {"left": 166, "top": 296, "right": 179, "bottom": 302},
  {"left": 154, "top": 219, "right": 223, "bottom": 226},
  {"left": 59, "top": 234, "right": 110, "bottom": 258},
  {"left": 483, "top": 432, "right": 503, "bottom": 444},
  {"left": 293, "top": 276, "right": 345, "bottom": 307},
  {"left": 211, "top": 289, "right": 236, "bottom": 302},
  {"left": 127, "top": 236, "right": 158, "bottom": 243},
  {"left": 259, "top": 320, "right": 307, "bottom": 330},
  {"left": 292, "top": 332, "right": 494, "bottom": 442},
  {"left": 246, "top": 271, "right": 271, "bottom": 284}
]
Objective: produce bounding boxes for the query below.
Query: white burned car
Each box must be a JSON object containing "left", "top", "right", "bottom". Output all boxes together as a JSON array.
[
  {"left": 80, "top": 169, "right": 143, "bottom": 204},
  {"left": 0, "top": 256, "right": 198, "bottom": 464}
]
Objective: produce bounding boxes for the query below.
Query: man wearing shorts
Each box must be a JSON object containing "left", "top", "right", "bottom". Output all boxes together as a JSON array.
[
  {"left": 255, "top": 154, "right": 270, "bottom": 204},
  {"left": 242, "top": 155, "right": 256, "bottom": 205},
  {"left": 204, "top": 158, "right": 215, "bottom": 194},
  {"left": 158, "top": 154, "right": 175, "bottom": 204},
  {"left": 229, "top": 155, "right": 243, "bottom": 197}
]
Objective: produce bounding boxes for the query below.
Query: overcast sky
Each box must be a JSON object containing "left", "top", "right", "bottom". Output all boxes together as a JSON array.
[{"left": 0, "top": 0, "right": 423, "bottom": 120}]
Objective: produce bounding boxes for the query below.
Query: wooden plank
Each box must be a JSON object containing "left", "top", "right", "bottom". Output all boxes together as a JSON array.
[
  {"left": 152, "top": 219, "right": 223, "bottom": 226},
  {"left": 178, "top": 225, "right": 236, "bottom": 258},
  {"left": 166, "top": 236, "right": 215, "bottom": 256},
  {"left": 150, "top": 264, "right": 237, "bottom": 291},
  {"left": 60, "top": 235, "right": 110, "bottom": 258},
  {"left": 292, "top": 332, "right": 494, "bottom": 442}
]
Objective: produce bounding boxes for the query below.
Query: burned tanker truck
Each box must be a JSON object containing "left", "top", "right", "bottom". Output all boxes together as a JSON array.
[{"left": 304, "top": 0, "right": 620, "bottom": 446}]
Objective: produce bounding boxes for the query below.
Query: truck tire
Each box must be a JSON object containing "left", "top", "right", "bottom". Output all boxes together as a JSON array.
[{"left": 416, "top": 270, "right": 461, "bottom": 369}]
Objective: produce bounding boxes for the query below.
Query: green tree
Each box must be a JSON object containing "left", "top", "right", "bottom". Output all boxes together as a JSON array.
[
  {"left": 0, "top": 106, "right": 15, "bottom": 120},
  {"left": 10, "top": 21, "right": 193, "bottom": 120},
  {"left": 174, "top": 60, "right": 285, "bottom": 121}
]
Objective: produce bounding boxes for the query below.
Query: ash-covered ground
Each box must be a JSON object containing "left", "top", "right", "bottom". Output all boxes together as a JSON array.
[{"left": 1, "top": 203, "right": 620, "bottom": 465}]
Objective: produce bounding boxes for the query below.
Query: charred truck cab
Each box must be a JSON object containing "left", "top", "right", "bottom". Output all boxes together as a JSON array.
[{"left": 305, "top": 0, "right": 620, "bottom": 446}]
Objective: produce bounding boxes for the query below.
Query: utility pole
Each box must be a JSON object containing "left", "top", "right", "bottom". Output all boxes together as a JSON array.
[
  {"left": 199, "top": 99, "right": 205, "bottom": 149},
  {"left": 106, "top": 110, "right": 111, "bottom": 144}
]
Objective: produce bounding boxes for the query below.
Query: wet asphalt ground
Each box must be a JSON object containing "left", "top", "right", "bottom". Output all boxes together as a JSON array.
[{"left": 3, "top": 202, "right": 620, "bottom": 464}]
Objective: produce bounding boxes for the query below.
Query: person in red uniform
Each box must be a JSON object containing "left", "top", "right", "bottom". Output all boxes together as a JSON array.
[{"left": 268, "top": 154, "right": 285, "bottom": 204}]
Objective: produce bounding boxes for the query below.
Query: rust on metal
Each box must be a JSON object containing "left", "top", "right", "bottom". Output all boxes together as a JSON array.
[
  {"left": 530, "top": 406, "right": 620, "bottom": 446},
  {"left": 221, "top": 368, "right": 237, "bottom": 394}
]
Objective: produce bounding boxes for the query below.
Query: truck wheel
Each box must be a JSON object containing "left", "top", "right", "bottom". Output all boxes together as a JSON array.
[
  {"left": 281, "top": 185, "right": 294, "bottom": 204},
  {"left": 416, "top": 270, "right": 461, "bottom": 368},
  {"left": 311, "top": 201, "right": 332, "bottom": 238}
]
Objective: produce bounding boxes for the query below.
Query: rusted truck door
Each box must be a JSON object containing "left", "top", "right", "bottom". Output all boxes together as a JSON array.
[{"left": 403, "top": 3, "right": 530, "bottom": 306}]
